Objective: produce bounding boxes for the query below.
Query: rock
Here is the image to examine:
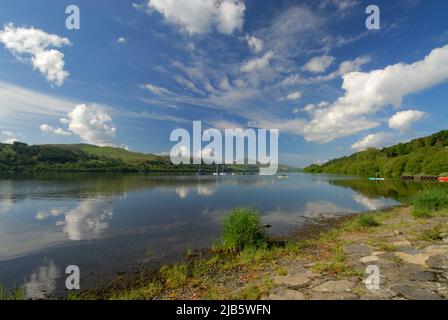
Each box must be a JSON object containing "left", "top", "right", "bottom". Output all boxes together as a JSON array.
[
  {"left": 268, "top": 288, "right": 305, "bottom": 300},
  {"left": 391, "top": 285, "right": 443, "bottom": 300},
  {"left": 395, "top": 251, "right": 429, "bottom": 266},
  {"left": 426, "top": 254, "right": 448, "bottom": 270},
  {"left": 274, "top": 268, "right": 318, "bottom": 288},
  {"left": 344, "top": 244, "right": 373, "bottom": 256},
  {"left": 393, "top": 240, "right": 412, "bottom": 248},
  {"left": 359, "top": 256, "right": 380, "bottom": 264},
  {"left": 372, "top": 251, "right": 385, "bottom": 256},
  {"left": 312, "top": 280, "right": 355, "bottom": 293},
  {"left": 360, "top": 289, "right": 396, "bottom": 300},
  {"left": 410, "top": 271, "right": 436, "bottom": 282},
  {"left": 308, "top": 292, "right": 358, "bottom": 300}
]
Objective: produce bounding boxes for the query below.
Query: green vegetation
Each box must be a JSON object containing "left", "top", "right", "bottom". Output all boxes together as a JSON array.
[
  {"left": 0, "top": 142, "right": 299, "bottom": 173},
  {"left": 304, "top": 130, "right": 448, "bottom": 177},
  {"left": 221, "top": 208, "right": 267, "bottom": 251},
  {"left": 412, "top": 189, "right": 448, "bottom": 218},
  {"left": 356, "top": 214, "right": 381, "bottom": 227},
  {"left": 419, "top": 224, "right": 444, "bottom": 241},
  {"left": 0, "top": 285, "right": 24, "bottom": 300}
]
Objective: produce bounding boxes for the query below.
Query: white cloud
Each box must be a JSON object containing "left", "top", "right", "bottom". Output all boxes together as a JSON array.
[
  {"left": 0, "top": 24, "right": 71, "bottom": 86},
  {"left": 241, "top": 51, "right": 274, "bottom": 73},
  {"left": 1, "top": 130, "right": 24, "bottom": 144},
  {"left": 141, "top": 83, "right": 170, "bottom": 95},
  {"left": 320, "top": 0, "right": 359, "bottom": 12},
  {"left": 300, "top": 44, "right": 448, "bottom": 143},
  {"left": 285, "top": 91, "right": 302, "bottom": 102},
  {"left": 147, "top": 0, "right": 245, "bottom": 35},
  {"left": 117, "top": 37, "right": 127, "bottom": 44},
  {"left": 39, "top": 124, "right": 72, "bottom": 136},
  {"left": 388, "top": 110, "right": 425, "bottom": 132},
  {"left": 303, "top": 55, "right": 335, "bottom": 73},
  {"left": 351, "top": 132, "right": 393, "bottom": 150},
  {"left": 62, "top": 104, "right": 117, "bottom": 147},
  {"left": 245, "top": 35, "right": 263, "bottom": 53}
]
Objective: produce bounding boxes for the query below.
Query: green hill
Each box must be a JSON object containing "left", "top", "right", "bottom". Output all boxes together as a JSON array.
[
  {"left": 0, "top": 142, "right": 299, "bottom": 173},
  {"left": 304, "top": 130, "right": 448, "bottom": 177}
]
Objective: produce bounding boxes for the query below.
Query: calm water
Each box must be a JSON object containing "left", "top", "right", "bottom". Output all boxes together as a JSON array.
[{"left": 0, "top": 173, "right": 444, "bottom": 298}]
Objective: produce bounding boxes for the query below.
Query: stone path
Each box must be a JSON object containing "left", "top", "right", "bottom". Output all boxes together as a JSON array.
[{"left": 267, "top": 209, "right": 448, "bottom": 300}]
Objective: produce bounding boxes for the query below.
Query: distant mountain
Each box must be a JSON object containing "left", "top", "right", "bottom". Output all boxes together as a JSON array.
[
  {"left": 304, "top": 130, "right": 448, "bottom": 177},
  {"left": 0, "top": 142, "right": 300, "bottom": 173}
]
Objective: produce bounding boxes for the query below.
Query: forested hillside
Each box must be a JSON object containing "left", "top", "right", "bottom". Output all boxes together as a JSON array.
[
  {"left": 0, "top": 142, "right": 297, "bottom": 173},
  {"left": 304, "top": 130, "right": 448, "bottom": 177}
]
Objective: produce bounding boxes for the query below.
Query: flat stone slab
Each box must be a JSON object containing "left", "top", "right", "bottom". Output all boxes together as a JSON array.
[
  {"left": 410, "top": 271, "right": 436, "bottom": 282},
  {"left": 359, "top": 255, "right": 380, "bottom": 264},
  {"left": 391, "top": 285, "right": 443, "bottom": 300},
  {"left": 426, "top": 254, "right": 448, "bottom": 270},
  {"left": 274, "top": 268, "right": 318, "bottom": 288},
  {"left": 308, "top": 292, "right": 358, "bottom": 300},
  {"left": 344, "top": 244, "right": 373, "bottom": 256},
  {"left": 393, "top": 240, "right": 412, "bottom": 247},
  {"left": 360, "top": 288, "right": 396, "bottom": 300},
  {"left": 395, "top": 251, "right": 429, "bottom": 266},
  {"left": 312, "top": 280, "right": 355, "bottom": 293},
  {"left": 268, "top": 288, "right": 305, "bottom": 300}
]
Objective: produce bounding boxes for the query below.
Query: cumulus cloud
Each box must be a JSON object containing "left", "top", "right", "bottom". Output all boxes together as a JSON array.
[
  {"left": 147, "top": 0, "right": 245, "bottom": 35},
  {"left": 245, "top": 35, "right": 263, "bottom": 53},
  {"left": 241, "top": 51, "right": 274, "bottom": 73},
  {"left": 303, "top": 55, "right": 335, "bottom": 73},
  {"left": 61, "top": 104, "right": 117, "bottom": 147},
  {"left": 0, "top": 24, "right": 71, "bottom": 86},
  {"left": 351, "top": 132, "right": 393, "bottom": 150},
  {"left": 299, "top": 44, "right": 448, "bottom": 143},
  {"left": 39, "top": 124, "right": 72, "bottom": 136},
  {"left": 388, "top": 110, "right": 425, "bottom": 132}
]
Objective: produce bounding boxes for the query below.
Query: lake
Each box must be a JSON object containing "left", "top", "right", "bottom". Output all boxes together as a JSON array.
[{"left": 0, "top": 173, "right": 445, "bottom": 298}]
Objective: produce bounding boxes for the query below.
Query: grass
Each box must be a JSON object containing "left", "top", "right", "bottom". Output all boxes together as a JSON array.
[
  {"left": 356, "top": 214, "right": 381, "bottom": 227},
  {"left": 412, "top": 189, "right": 448, "bottom": 218},
  {"left": 221, "top": 208, "right": 267, "bottom": 251},
  {"left": 0, "top": 285, "right": 24, "bottom": 300},
  {"left": 160, "top": 263, "right": 189, "bottom": 289},
  {"left": 419, "top": 225, "right": 444, "bottom": 241}
]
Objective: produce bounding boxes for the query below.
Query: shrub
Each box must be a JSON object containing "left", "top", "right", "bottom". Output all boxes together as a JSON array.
[
  {"left": 356, "top": 214, "right": 381, "bottom": 227},
  {"left": 222, "top": 208, "right": 267, "bottom": 251},
  {"left": 412, "top": 189, "right": 448, "bottom": 218}
]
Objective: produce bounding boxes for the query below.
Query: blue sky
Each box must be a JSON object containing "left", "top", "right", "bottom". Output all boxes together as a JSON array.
[{"left": 0, "top": 0, "right": 448, "bottom": 166}]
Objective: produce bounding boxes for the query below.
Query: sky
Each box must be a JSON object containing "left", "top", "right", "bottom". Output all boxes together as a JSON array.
[{"left": 0, "top": 0, "right": 448, "bottom": 166}]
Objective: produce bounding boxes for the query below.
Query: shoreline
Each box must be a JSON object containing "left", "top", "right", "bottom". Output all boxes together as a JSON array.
[{"left": 71, "top": 203, "right": 447, "bottom": 300}]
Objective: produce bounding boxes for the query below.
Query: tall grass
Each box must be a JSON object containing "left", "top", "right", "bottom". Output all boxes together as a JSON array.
[
  {"left": 222, "top": 208, "right": 267, "bottom": 251},
  {"left": 0, "top": 285, "right": 24, "bottom": 300},
  {"left": 412, "top": 189, "right": 448, "bottom": 218}
]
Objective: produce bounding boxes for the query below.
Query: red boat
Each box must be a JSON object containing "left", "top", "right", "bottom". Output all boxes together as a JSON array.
[{"left": 438, "top": 177, "right": 448, "bottom": 182}]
